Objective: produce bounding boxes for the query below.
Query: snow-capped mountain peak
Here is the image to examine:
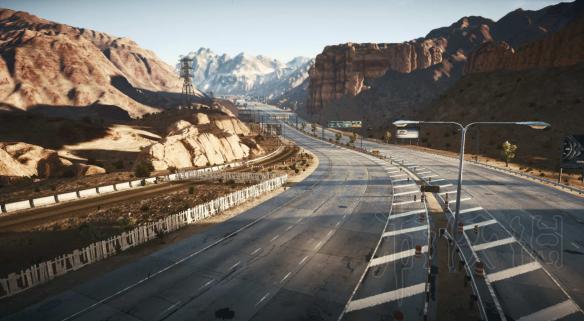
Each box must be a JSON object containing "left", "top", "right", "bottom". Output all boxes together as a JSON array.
[{"left": 181, "top": 48, "right": 313, "bottom": 98}]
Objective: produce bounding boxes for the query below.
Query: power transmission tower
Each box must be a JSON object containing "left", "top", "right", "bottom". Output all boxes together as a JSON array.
[{"left": 179, "top": 56, "right": 195, "bottom": 108}]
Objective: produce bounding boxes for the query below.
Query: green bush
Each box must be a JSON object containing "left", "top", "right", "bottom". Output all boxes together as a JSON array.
[{"left": 134, "top": 160, "right": 154, "bottom": 178}]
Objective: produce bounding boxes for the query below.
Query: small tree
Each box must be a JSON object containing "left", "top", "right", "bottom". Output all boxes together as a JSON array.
[
  {"left": 501, "top": 141, "right": 517, "bottom": 167},
  {"left": 134, "top": 160, "right": 154, "bottom": 178},
  {"left": 335, "top": 133, "right": 342, "bottom": 144},
  {"left": 384, "top": 130, "right": 392, "bottom": 144},
  {"left": 349, "top": 132, "right": 357, "bottom": 146}
]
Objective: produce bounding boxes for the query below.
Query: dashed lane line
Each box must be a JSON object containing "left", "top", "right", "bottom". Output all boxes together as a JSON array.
[
  {"left": 383, "top": 225, "right": 428, "bottom": 237},
  {"left": 472, "top": 237, "right": 515, "bottom": 251},
  {"left": 487, "top": 261, "right": 541, "bottom": 283}
]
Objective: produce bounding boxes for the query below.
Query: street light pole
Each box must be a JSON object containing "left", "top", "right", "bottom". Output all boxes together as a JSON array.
[{"left": 393, "top": 120, "right": 550, "bottom": 235}]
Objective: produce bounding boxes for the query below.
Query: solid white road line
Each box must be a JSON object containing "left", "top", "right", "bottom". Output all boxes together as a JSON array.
[
  {"left": 429, "top": 178, "right": 446, "bottom": 182},
  {"left": 463, "top": 219, "right": 497, "bottom": 230},
  {"left": 346, "top": 283, "right": 427, "bottom": 312},
  {"left": 459, "top": 206, "right": 484, "bottom": 214},
  {"left": 299, "top": 256, "right": 309, "bottom": 265},
  {"left": 392, "top": 200, "right": 415, "bottom": 206},
  {"left": 383, "top": 225, "right": 427, "bottom": 237},
  {"left": 516, "top": 299, "right": 580, "bottom": 321},
  {"left": 416, "top": 171, "right": 432, "bottom": 175},
  {"left": 394, "top": 190, "right": 418, "bottom": 196},
  {"left": 390, "top": 209, "right": 426, "bottom": 219},
  {"left": 314, "top": 241, "right": 323, "bottom": 250},
  {"left": 487, "top": 261, "right": 541, "bottom": 283},
  {"left": 472, "top": 237, "right": 515, "bottom": 251},
  {"left": 392, "top": 178, "right": 409, "bottom": 183},
  {"left": 390, "top": 173, "right": 407, "bottom": 178},
  {"left": 386, "top": 170, "right": 400, "bottom": 174},
  {"left": 369, "top": 246, "right": 429, "bottom": 267},
  {"left": 422, "top": 174, "right": 438, "bottom": 179},
  {"left": 437, "top": 183, "right": 453, "bottom": 188},
  {"left": 270, "top": 234, "right": 280, "bottom": 242},
  {"left": 393, "top": 183, "right": 416, "bottom": 189}
]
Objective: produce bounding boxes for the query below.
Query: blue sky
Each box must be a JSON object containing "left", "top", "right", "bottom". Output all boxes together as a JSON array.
[{"left": 0, "top": 0, "right": 561, "bottom": 64}]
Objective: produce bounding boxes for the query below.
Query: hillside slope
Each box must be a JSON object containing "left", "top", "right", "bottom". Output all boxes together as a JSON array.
[{"left": 0, "top": 9, "right": 205, "bottom": 118}]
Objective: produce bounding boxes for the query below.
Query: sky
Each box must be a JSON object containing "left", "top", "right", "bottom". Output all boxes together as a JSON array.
[{"left": 0, "top": 0, "right": 562, "bottom": 64}]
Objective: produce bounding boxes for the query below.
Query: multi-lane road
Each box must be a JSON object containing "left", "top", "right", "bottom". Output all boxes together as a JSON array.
[
  {"left": 269, "top": 103, "right": 584, "bottom": 321},
  {"left": 1, "top": 120, "right": 406, "bottom": 320},
  {"left": 2, "top": 103, "right": 584, "bottom": 321}
]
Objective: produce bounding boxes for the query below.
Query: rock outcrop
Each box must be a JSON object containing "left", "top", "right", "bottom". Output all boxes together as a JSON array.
[
  {"left": 0, "top": 142, "right": 102, "bottom": 178},
  {"left": 0, "top": 9, "right": 204, "bottom": 117},
  {"left": 302, "top": 1, "right": 584, "bottom": 116},
  {"left": 142, "top": 116, "right": 263, "bottom": 171},
  {"left": 307, "top": 41, "right": 446, "bottom": 112},
  {"left": 464, "top": 15, "right": 584, "bottom": 73}
]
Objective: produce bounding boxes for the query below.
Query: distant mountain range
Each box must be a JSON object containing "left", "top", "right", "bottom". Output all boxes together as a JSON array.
[{"left": 182, "top": 48, "right": 313, "bottom": 98}]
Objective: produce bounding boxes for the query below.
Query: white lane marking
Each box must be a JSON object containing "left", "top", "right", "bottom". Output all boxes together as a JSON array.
[
  {"left": 463, "top": 219, "right": 497, "bottom": 230},
  {"left": 394, "top": 190, "right": 418, "bottom": 196},
  {"left": 386, "top": 170, "right": 400, "bottom": 174},
  {"left": 487, "top": 261, "right": 541, "bottom": 283},
  {"left": 286, "top": 225, "right": 293, "bottom": 231},
  {"left": 437, "top": 183, "right": 453, "bottom": 188},
  {"left": 251, "top": 248, "right": 262, "bottom": 255},
  {"left": 335, "top": 221, "right": 341, "bottom": 227},
  {"left": 255, "top": 292, "right": 270, "bottom": 306},
  {"left": 164, "top": 301, "right": 182, "bottom": 313},
  {"left": 416, "top": 171, "right": 432, "bottom": 175},
  {"left": 473, "top": 237, "right": 515, "bottom": 251},
  {"left": 314, "top": 241, "right": 323, "bottom": 249},
  {"left": 296, "top": 218, "right": 303, "bottom": 223},
  {"left": 571, "top": 241, "right": 581, "bottom": 249},
  {"left": 346, "top": 283, "right": 426, "bottom": 312},
  {"left": 439, "top": 190, "right": 457, "bottom": 195},
  {"left": 459, "top": 206, "right": 484, "bottom": 214},
  {"left": 280, "top": 272, "right": 292, "bottom": 283},
  {"left": 299, "top": 256, "right": 309, "bottom": 265},
  {"left": 383, "top": 225, "right": 427, "bottom": 237},
  {"left": 326, "top": 230, "right": 333, "bottom": 237},
  {"left": 392, "top": 178, "right": 409, "bottom": 183},
  {"left": 390, "top": 173, "right": 407, "bottom": 178},
  {"left": 429, "top": 178, "right": 446, "bottom": 182},
  {"left": 393, "top": 183, "right": 416, "bottom": 189},
  {"left": 422, "top": 174, "right": 438, "bottom": 179},
  {"left": 198, "top": 279, "right": 214, "bottom": 289},
  {"left": 390, "top": 209, "right": 426, "bottom": 219},
  {"left": 270, "top": 234, "right": 280, "bottom": 242},
  {"left": 516, "top": 299, "right": 580, "bottom": 321},
  {"left": 369, "top": 246, "right": 428, "bottom": 267},
  {"left": 392, "top": 200, "right": 415, "bottom": 206},
  {"left": 229, "top": 261, "right": 241, "bottom": 270}
]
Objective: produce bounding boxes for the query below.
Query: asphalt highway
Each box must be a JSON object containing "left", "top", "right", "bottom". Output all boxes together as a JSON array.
[
  {"left": 1, "top": 121, "right": 406, "bottom": 320},
  {"left": 275, "top": 104, "right": 584, "bottom": 321}
]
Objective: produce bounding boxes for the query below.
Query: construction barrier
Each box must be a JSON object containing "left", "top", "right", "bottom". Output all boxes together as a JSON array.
[{"left": 0, "top": 173, "right": 287, "bottom": 299}]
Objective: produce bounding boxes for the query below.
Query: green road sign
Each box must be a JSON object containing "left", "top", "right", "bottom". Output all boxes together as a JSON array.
[{"left": 328, "top": 121, "right": 362, "bottom": 128}]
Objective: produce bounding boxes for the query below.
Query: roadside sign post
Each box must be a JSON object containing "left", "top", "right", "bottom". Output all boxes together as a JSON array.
[{"left": 393, "top": 120, "right": 550, "bottom": 237}]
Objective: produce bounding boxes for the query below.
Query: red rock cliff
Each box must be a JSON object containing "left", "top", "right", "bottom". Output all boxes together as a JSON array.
[
  {"left": 307, "top": 41, "right": 447, "bottom": 113},
  {"left": 464, "top": 15, "right": 584, "bottom": 73}
]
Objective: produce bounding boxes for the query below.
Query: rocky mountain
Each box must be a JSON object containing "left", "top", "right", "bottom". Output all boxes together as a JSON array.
[
  {"left": 184, "top": 48, "right": 313, "bottom": 98},
  {"left": 0, "top": 8, "right": 206, "bottom": 118},
  {"left": 298, "top": 0, "right": 584, "bottom": 121},
  {"left": 142, "top": 112, "right": 263, "bottom": 171},
  {"left": 418, "top": 14, "right": 584, "bottom": 170}
]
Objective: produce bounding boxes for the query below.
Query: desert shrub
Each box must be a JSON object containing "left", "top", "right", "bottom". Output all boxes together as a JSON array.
[
  {"left": 113, "top": 160, "right": 124, "bottom": 170},
  {"left": 168, "top": 166, "right": 177, "bottom": 173},
  {"left": 134, "top": 160, "right": 154, "bottom": 178},
  {"left": 140, "top": 204, "right": 149, "bottom": 212},
  {"left": 188, "top": 186, "right": 195, "bottom": 194},
  {"left": 62, "top": 168, "right": 75, "bottom": 178}
]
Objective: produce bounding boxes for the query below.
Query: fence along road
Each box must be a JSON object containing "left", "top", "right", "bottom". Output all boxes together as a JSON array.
[
  {"left": 334, "top": 133, "right": 584, "bottom": 320},
  {"left": 1, "top": 123, "right": 393, "bottom": 320}
]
